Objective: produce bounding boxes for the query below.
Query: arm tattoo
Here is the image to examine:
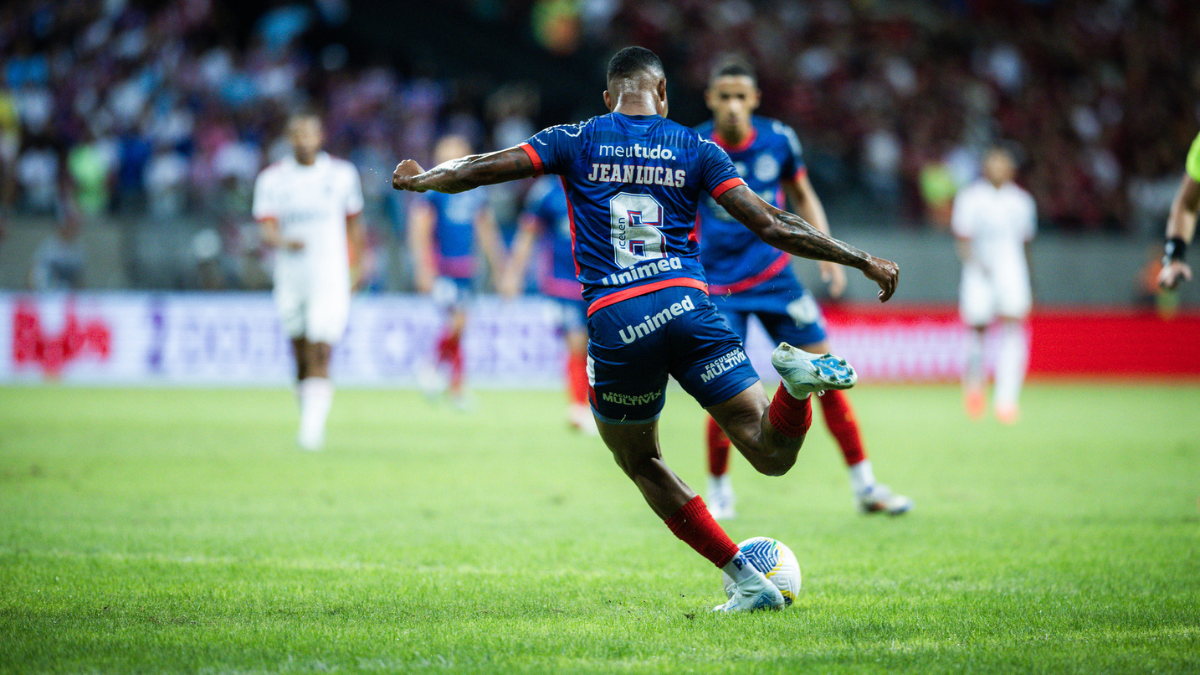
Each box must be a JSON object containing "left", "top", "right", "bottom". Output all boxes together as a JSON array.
[
  {"left": 413, "top": 148, "right": 536, "bottom": 193},
  {"left": 718, "top": 186, "right": 869, "bottom": 269}
]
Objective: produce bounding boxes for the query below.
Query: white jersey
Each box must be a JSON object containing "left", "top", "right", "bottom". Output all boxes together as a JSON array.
[
  {"left": 252, "top": 152, "right": 364, "bottom": 287},
  {"left": 951, "top": 179, "right": 1036, "bottom": 276},
  {"left": 252, "top": 152, "right": 363, "bottom": 343},
  {"left": 952, "top": 179, "right": 1036, "bottom": 324}
]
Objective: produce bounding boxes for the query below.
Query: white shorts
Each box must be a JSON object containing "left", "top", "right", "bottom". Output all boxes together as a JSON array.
[
  {"left": 274, "top": 280, "right": 350, "bottom": 344},
  {"left": 959, "top": 264, "right": 1030, "bottom": 326}
]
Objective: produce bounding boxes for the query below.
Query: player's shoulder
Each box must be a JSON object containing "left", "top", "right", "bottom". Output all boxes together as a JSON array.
[
  {"left": 256, "top": 159, "right": 287, "bottom": 181},
  {"left": 692, "top": 119, "right": 715, "bottom": 137},
  {"left": 755, "top": 116, "right": 802, "bottom": 149}
]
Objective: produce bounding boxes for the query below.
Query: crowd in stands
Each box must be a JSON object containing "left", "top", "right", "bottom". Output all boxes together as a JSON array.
[{"left": 0, "top": 0, "right": 1196, "bottom": 288}]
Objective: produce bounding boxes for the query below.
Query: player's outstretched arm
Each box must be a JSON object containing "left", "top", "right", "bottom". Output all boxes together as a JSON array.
[
  {"left": 392, "top": 147, "right": 537, "bottom": 194},
  {"left": 1159, "top": 173, "right": 1200, "bottom": 289},
  {"left": 717, "top": 184, "right": 899, "bottom": 302}
]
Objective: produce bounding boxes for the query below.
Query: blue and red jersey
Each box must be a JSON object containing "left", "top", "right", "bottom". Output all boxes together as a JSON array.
[
  {"left": 417, "top": 189, "right": 488, "bottom": 280},
  {"left": 522, "top": 176, "right": 582, "bottom": 300},
  {"left": 693, "top": 116, "right": 807, "bottom": 294},
  {"left": 519, "top": 112, "right": 745, "bottom": 315}
]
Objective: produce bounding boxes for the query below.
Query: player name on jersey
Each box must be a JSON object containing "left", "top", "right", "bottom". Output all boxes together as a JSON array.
[{"left": 585, "top": 163, "right": 687, "bottom": 187}]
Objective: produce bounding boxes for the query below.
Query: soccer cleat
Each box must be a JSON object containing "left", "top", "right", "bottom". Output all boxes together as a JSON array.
[
  {"left": 995, "top": 404, "right": 1019, "bottom": 425},
  {"left": 858, "top": 483, "right": 913, "bottom": 516},
  {"left": 713, "top": 573, "right": 785, "bottom": 613},
  {"left": 296, "top": 429, "right": 324, "bottom": 452},
  {"left": 964, "top": 388, "right": 986, "bottom": 420},
  {"left": 705, "top": 475, "right": 736, "bottom": 521},
  {"left": 771, "top": 343, "right": 857, "bottom": 398}
]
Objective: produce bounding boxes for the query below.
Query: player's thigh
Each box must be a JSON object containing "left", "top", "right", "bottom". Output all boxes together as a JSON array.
[
  {"left": 304, "top": 284, "right": 351, "bottom": 345},
  {"left": 665, "top": 289, "right": 760, "bottom": 411},
  {"left": 586, "top": 295, "right": 672, "bottom": 425},
  {"left": 993, "top": 268, "right": 1032, "bottom": 320},
  {"left": 959, "top": 266, "right": 995, "bottom": 327},
  {"left": 704, "top": 380, "right": 770, "bottom": 450},
  {"left": 273, "top": 282, "right": 307, "bottom": 339}
]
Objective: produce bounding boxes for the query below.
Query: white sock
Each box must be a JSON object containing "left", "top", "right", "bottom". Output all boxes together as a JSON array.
[
  {"left": 848, "top": 459, "right": 876, "bottom": 497},
  {"left": 299, "top": 377, "right": 334, "bottom": 441},
  {"left": 964, "top": 329, "right": 985, "bottom": 391},
  {"left": 721, "top": 551, "right": 762, "bottom": 585},
  {"left": 993, "top": 322, "right": 1028, "bottom": 410}
]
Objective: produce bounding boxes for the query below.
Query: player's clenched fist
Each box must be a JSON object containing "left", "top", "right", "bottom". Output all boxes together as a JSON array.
[
  {"left": 861, "top": 255, "right": 899, "bottom": 302},
  {"left": 392, "top": 160, "right": 426, "bottom": 191}
]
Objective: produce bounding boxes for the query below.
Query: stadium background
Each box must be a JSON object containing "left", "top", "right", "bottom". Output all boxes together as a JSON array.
[{"left": 1, "top": 0, "right": 1198, "bottom": 385}]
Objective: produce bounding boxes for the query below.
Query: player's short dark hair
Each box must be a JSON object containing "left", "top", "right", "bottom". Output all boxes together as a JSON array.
[
  {"left": 709, "top": 57, "right": 757, "bottom": 86},
  {"left": 607, "top": 46, "right": 665, "bottom": 83}
]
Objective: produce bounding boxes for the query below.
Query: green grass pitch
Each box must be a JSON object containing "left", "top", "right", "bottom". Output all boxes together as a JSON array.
[{"left": 1, "top": 382, "right": 1198, "bottom": 674}]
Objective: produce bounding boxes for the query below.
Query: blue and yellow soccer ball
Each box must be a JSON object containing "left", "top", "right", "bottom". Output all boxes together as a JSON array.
[{"left": 721, "top": 537, "right": 802, "bottom": 607}]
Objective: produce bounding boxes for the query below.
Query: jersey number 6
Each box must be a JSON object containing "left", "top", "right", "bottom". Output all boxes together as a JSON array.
[{"left": 610, "top": 192, "right": 665, "bottom": 269}]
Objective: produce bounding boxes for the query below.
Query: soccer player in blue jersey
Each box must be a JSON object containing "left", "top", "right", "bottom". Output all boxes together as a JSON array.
[
  {"left": 407, "top": 134, "right": 506, "bottom": 406},
  {"left": 393, "top": 47, "right": 899, "bottom": 612},
  {"left": 694, "top": 60, "right": 912, "bottom": 519},
  {"left": 501, "top": 177, "right": 597, "bottom": 435}
]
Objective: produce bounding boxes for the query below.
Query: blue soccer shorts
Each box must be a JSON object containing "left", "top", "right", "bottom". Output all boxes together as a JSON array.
[
  {"left": 711, "top": 269, "right": 828, "bottom": 347},
  {"left": 586, "top": 286, "right": 761, "bottom": 425}
]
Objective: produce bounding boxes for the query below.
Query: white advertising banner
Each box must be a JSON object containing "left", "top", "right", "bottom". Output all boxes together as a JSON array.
[{"left": 0, "top": 292, "right": 970, "bottom": 387}]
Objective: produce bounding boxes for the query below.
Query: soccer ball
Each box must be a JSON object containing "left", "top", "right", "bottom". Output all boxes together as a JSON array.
[{"left": 722, "top": 537, "right": 802, "bottom": 607}]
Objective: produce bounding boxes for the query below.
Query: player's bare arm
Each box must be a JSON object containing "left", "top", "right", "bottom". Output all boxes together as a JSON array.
[
  {"left": 782, "top": 173, "right": 846, "bottom": 297},
  {"left": 717, "top": 184, "right": 899, "bottom": 301},
  {"left": 258, "top": 217, "right": 304, "bottom": 251},
  {"left": 346, "top": 212, "right": 365, "bottom": 290},
  {"left": 392, "top": 147, "right": 537, "bottom": 194},
  {"left": 474, "top": 207, "right": 508, "bottom": 291},
  {"left": 406, "top": 199, "right": 437, "bottom": 294},
  {"left": 500, "top": 215, "right": 539, "bottom": 298},
  {"left": 1159, "top": 173, "right": 1200, "bottom": 289}
]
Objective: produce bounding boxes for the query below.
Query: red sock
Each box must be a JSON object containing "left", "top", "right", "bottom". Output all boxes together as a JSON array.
[
  {"left": 818, "top": 389, "right": 866, "bottom": 466},
  {"left": 767, "top": 385, "right": 812, "bottom": 439},
  {"left": 566, "top": 352, "right": 589, "bottom": 405},
  {"left": 706, "top": 416, "right": 731, "bottom": 476},
  {"left": 437, "top": 331, "right": 464, "bottom": 393},
  {"left": 664, "top": 496, "right": 739, "bottom": 568}
]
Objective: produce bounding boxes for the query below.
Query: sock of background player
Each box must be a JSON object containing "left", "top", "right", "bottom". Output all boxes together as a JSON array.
[
  {"left": 706, "top": 416, "right": 732, "bottom": 477},
  {"left": 817, "top": 390, "right": 875, "bottom": 496},
  {"left": 993, "top": 321, "right": 1028, "bottom": 412},
  {"left": 964, "top": 329, "right": 985, "bottom": 392},
  {"left": 299, "top": 377, "right": 333, "bottom": 441},
  {"left": 566, "top": 352, "right": 589, "bottom": 407},
  {"left": 437, "top": 332, "right": 464, "bottom": 395}
]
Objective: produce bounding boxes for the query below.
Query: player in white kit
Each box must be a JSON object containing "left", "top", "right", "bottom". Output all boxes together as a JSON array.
[
  {"left": 952, "top": 147, "right": 1036, "bottom": 424},
  {"left": 252, "top": 113, "right": 365, "bottom": 450}
]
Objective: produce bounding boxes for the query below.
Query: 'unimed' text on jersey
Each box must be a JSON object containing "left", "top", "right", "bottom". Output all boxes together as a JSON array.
[
  {"left": 693, "top": 116, "right": 806, "bottom": 293},
  {"left": 519, "top": 112, "right": 745, "bottom": 314}
]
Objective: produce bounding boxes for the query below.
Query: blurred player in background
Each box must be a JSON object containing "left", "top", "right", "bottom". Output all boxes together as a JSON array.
[
  {"left": 1158, "top": 131, "right": 1200, "bottom": 289},
  {"left": 252, "top": 112, "right": 364, "bottom": 450},
  {"left": 501, "top": 177, "right": 596, "bottom": 435},
  {"left": 407, "top": 134, "right": 506, "bottom": 408},
  {"left": 953, "top": 147, "right": 1036, "bottom": 424},
  {"left": 393, "top": 47, "right": 900, "bottom": 612},
  {"left": 694, "top": 60, "right": 911, "bottom": 518}
]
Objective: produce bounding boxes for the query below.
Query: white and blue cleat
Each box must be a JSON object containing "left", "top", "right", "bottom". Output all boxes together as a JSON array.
[
  {"left": 771, "top": 342, "right": 857, "bottom": 398},
  {"left": 713, "top": 574, "right": 785, "bottom": 613}
]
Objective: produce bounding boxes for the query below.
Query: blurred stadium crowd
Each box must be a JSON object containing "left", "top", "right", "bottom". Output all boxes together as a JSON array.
[{"left": 0, "top": 0, "right": 1197, "bottom": 291}]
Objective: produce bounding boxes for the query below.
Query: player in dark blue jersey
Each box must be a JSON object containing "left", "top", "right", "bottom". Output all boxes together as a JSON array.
[
  {"left": 407, "top": 134, "right": 506, "bottom": 407},
  {"left": 695, "top": 60, "right": 912, "bottom": 519},
  {"left": 501, "top": 177, "right": 596, "bottom": 435},
  {"left": 393, "top": 47, "right": 899, "bottom": 612}
]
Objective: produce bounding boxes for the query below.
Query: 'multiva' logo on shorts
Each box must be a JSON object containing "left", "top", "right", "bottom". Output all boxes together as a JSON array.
[
  {"left": 618, "top": 294, "right": 695, "bottom": 344},
  {"left": 700, "top": 349, "right": 748, "bottom": 383},
  {"left": 601, "top": 391, "right": 663, "bottom": 406}
]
